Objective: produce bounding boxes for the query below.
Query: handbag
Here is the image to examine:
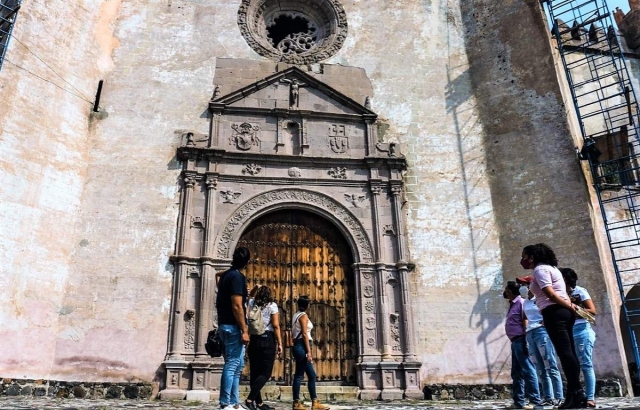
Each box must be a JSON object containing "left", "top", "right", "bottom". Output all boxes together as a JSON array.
[
  {"left": 283, "top": 329, "right": 293, "bottom": 349},
  {"left": 204, "top": 329, "right": 223, "bottom": 357},
  {"left": 284, "top": 312, "right": 305, "bottom": 349}
]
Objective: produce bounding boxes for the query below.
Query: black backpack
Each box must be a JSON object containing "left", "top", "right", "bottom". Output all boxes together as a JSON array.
[{"left": 204, "top": 329, "right": 223, "bottom": 358}]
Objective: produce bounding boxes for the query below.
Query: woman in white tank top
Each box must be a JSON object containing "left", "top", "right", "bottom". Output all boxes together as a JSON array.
[{"left": 290, "top": 296, "right": 329, "bottom": 410}]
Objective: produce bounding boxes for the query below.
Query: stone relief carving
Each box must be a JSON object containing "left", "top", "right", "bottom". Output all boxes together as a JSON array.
[
  {"left": 328, "top": 167, "right": 347, "bottom": 179},
  {"left": 390, "top": 312, "right": 401, "bottom": 352},
  {"left": 230, "top": 123, "right": 261, "bottom": 151},
  {"left": 288, "top": 167, "right": 302, "bottom": 178},
  {"left": 383, "top": 224, "right": 396, "bottom": 236},
  {"left": 184, "top": 310, "right": 196, "bottom": 350},
  {"left": 220, "top": 190, "right": 242, "bottom": 204},
  {"left": 196, "top": 375, "right": 204, "bottom": 386},
  {"left": 171, "top": 374, "right": 178, "bottom": 385},
  {"left": 387, "top": 271, "right": 399, "bottom": 287},
  {"left": 367, "top": 336, "right": 375, "bottom": 347},
  {"left": 365, "top": 300, "right": 375, "bottom": 312},
  {"left": 215, "top": 189, "right": 373, "bottom": 262},
  {"left": 344, "top": 193, "right": 366, "bottom": 208},
  {"left": 328, "top": 124, "right": 348, "bottom": 153},
  {"left": 191, "top": 216, "right": 205, "bottom": 228},
  {"left": 364, "top": 316, "right": 376, "bottom": 330},
  {"left": 363, "top": 284, "right": 374, "bottom": 298},
  {"left": 280, "top": 78, "right": 307, "bottom": 107},
  {"left": 242, "top": 163, "right": 262, "bottom": 175},
  {"left": 188, "top": 266, "right": 201, "bottom": 277}
]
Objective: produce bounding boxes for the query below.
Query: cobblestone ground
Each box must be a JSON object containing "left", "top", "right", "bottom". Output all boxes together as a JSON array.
[{"left": 1, "top": 398, "right": 640, "bottom": 409}]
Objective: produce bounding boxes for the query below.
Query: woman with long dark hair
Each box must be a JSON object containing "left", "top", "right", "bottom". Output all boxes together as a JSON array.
[
  {"left": 521, "top": 243, "right": 584, "bottom": 409},
  {"left": 245, "top": 285, "right": 282, "bottom": 410}
]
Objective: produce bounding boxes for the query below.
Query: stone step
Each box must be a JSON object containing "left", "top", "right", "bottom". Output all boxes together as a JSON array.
[{"left": 240, "top": 386, "right": 359, "bottom": 402}]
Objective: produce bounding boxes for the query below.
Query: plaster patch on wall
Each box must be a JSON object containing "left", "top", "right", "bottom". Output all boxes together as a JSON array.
[
  {"left": 159, "top": 185, "right": 178, "bottom": 199},
  {"left": 161, "top": 297, "right": 171, "bottom": 313},
  {"left": 95, "top": 0, "right": 123, "bottom": 73}
]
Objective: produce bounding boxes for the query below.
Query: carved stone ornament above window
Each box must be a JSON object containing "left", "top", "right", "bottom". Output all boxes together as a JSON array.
[{"left": 237, "top": 0, "right": 348, "bottom": 64}]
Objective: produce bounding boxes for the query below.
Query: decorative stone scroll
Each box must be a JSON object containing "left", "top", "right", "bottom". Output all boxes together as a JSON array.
[
  {"left": 215, "top": 189, "right": 373, "bottom": 262},
  {"left": 242, "top": 164, "right": 262, "bottom": 175}
]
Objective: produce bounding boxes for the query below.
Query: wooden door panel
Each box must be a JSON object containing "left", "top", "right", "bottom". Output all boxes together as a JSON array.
[{"left": 238, "top": 210, "right": 356, "bottom": 385}]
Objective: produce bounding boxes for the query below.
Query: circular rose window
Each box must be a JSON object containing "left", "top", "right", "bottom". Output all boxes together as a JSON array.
[{"left": 237, "top": 0, "right": 348, "bottom": 64}]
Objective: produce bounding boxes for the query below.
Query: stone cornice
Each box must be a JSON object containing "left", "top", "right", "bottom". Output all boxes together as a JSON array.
[{"left": 177, "top": 148, "right": 407, "bottom": 170}]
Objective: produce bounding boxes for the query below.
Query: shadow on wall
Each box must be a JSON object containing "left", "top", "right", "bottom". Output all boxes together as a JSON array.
[
  {"left": 444, "top": 2, "right": 510, "bottom": 384},
  {"left": 451, "top": 0, "right": 590, "bottom": 383}
]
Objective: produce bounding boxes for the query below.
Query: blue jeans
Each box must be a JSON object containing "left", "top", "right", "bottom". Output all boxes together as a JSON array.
[
  {"left": 527, "top": 327, "right": 564, "bottom": 401},
  {"left": 573, "top": 322, "right": 596, "bottom": 401},
  {"left": 218, "top": 324, "right": 245, "bottom": 406},
  {"left": 292, "top": 339, "right": 317, "bottom": 401},
  {"left": 511, "top": 336, "right": 542, "bottom": 407}
]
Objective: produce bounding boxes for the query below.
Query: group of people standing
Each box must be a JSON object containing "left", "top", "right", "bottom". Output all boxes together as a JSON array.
[
  {"left": 215, "top": 247, "right": 331, "bottom": 410},
  {"left": 505, "top": 243, "right": 597, "bottom": 409}
]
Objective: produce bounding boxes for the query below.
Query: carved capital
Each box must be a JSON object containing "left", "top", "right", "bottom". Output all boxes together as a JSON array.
[
  {"left": 370, "top": 186, "right": 382, "bottom": 195},
  {"left": 184, "top": 174, "right": 197, "bottom": 188},
  {"left": 206, "top": 177, "right": 218, "bottom": 190},
  {"left": 390, "top": 185, "right": 403, "bottom": 196}
]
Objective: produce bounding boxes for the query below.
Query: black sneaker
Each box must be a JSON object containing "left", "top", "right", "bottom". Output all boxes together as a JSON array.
[
  {"left": 258, "top": 403, "right": 276, "bottom": 410},
  {"left": 245, "top": 401, "right": 258, "bottom": 410}
]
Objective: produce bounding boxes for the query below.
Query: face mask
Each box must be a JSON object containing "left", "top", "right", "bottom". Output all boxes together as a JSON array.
[
  {"left": 503, "top": 291, "right": 509, "bottom": 299},
  {"left": 519, "top": 286, "right": 529, "bottom": 297}
]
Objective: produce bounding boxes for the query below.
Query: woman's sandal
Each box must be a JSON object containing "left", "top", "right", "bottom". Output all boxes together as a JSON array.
[{"left": 586, "top": 400, "right": 596, "bottom": 408}]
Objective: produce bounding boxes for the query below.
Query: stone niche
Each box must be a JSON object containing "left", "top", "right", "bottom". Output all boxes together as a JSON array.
[{"left": 160, "top": 60, "right": 421, "bottom": 400}]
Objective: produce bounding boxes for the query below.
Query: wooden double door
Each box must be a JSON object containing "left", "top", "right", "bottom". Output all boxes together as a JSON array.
[{"left": 238, "top": 209, "right": 357, "bottom": 385}]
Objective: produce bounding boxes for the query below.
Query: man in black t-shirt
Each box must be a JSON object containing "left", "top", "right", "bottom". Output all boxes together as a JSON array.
[{"left": 216, "top": 247, "right": 250, "bottom": 409}]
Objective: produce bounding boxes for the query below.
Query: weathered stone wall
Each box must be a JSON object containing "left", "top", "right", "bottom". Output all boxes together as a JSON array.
[
  {"left": 0, "top": 0, "right": 104, "bottom": 380},
  {"left": 0, "top": 0, "right": 630, "bottom": 389}
]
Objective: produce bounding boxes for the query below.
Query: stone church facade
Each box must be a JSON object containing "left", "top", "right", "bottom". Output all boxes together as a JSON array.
[{"left": 0, "top": 0, "right": 636, "bottom": 400}]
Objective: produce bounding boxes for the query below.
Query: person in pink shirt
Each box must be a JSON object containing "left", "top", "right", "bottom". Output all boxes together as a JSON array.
[{"left": 521, "top": 243, "right": 585, "bottom": 409}]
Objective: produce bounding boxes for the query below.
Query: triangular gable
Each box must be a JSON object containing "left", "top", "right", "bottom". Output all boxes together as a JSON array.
[{"left": 212, "top": 67, "right": 376, "bottom": 117}]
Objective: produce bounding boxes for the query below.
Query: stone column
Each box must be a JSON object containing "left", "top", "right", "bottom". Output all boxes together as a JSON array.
[
  {"left": 197, "top": 176, "right": 218, "bottom": 357},
  {"left": 370, "top": 184, "right": 392, "bottom": 359},
  {"left": 390, "top": 184, "right": 418, "bottom": 361},
  {"left": 168, "top": 173, "right": 197, "bottom": 358}
]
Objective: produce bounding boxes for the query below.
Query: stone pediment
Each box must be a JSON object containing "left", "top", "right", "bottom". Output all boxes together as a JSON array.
[{"left": 210, "top": 67, "right": 376, "bottom": 117}]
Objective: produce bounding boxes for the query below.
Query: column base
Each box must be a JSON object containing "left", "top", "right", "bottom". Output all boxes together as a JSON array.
[
  {"left": 380, "top": 388, "right": 403, "bottom": 400},
  {"left": 159, "top": 389, "right": 187, "bottom": 400},
  {"left": 359, "top": 389, "right": 381, "bottom": 400},
  {"left": 186, "top": 390, "right": 212, "bottom": 402}
]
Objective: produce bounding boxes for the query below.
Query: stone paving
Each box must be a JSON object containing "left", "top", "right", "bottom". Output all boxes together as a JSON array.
[{"left": 1, "top": 398, "right": 640, "bottom": 410}]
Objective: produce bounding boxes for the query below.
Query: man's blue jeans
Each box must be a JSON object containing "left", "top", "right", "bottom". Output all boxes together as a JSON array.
[
  {"left": 527, "top": 327, "right": 564, "bottom": 401},
  {"left": 511, "top": 336, "right": 542, "bottom": 407},
  {"left": 573, "top": 322, "right": 596, "bottom": 401},
  {"left": 219, "top": 324, "right": 245, "bottom": 406}
]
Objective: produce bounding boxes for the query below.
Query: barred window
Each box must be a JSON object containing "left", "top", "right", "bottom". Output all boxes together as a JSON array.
[{"left": 0, "top": 0, "right": 21, "bottom": 71}]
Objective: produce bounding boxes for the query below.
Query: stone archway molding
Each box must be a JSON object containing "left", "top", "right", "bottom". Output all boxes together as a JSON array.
[{"left": 215, "top": 188, "right": 374, "bottom": 263}]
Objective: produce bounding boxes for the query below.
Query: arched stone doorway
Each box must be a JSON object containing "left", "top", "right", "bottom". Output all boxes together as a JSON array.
[{"left": 238, "top": 209, "right": 357, "bottom": 385}]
